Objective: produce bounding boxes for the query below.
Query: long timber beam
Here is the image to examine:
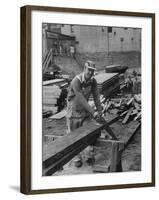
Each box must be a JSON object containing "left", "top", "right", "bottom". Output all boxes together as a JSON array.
[{"left": 43, "top": 116, "right": 119, "bottom": 175}]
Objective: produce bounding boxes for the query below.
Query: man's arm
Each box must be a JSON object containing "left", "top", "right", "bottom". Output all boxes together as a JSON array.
[
  {"left": 92, "top": 79, "right": 103, "bottom": 113},
  {"left": 72, "top": 77, "right": 95, "bottom": 116}
]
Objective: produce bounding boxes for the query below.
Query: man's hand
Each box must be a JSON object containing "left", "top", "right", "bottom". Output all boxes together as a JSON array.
[
  {"left": 93, "top": 111, "right": 99, "bottom": 119},
  {"left": 93, "top": 111, "right": 105, "bottom": 124}
]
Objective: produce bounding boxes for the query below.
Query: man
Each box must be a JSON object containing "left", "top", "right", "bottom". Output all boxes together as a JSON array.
[
  {"left": 70, "top": 45, "right": 75, "bottom": 58},
  {"left": 126, "top": 75, "right": 133, "bottom": 93},
  {"left": 66, "top": 60, "right": 103, "bottom": 134},
  {"left": 66, "top": 60, "right": 104, "bottom": 166}
]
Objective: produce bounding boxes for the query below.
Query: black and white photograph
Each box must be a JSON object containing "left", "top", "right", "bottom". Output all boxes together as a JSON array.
[
  {"left": 42, "top": 23, "right": 142, "bottom": 176},
  {"left": 20, "top": 6, "right": 155, "bottom": 194}
]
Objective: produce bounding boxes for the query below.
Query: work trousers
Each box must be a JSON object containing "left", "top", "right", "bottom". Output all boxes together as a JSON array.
[
  {"left": 66, "top": 116, "right": 94, "bottom": 161},
  {"left": 66, "top": 117, "right": 83, "bottom": 134}
]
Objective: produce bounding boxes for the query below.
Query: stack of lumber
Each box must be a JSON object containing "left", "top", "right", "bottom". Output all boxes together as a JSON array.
[
  {"left": 95, "top": 73, "right": 119, "bottom": 92},
  {"left": 89, "top": 73, "right": 120, "bottom": 100},
  {"left": 43, "top": 85, "right": 61, "bottom": 115},
  {"left": 105, "top": 64, "right": 128, "bottom": 74}
]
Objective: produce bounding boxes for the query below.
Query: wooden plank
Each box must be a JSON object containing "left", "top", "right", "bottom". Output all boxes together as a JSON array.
[
  {"left": 122, "top": 107, "right": 133, "bottom": 124},
  {"left": 92, "top": 165, "right": 108, "bottom": 173},
  {"left": 134, "top": 112, "right": 141, "bottom": 121},
  {"left": 43, "top": 93, "right": 60, "bottom": 98},
  {"left": 43, "top": 87, "right": 61, "bottom": 92},
  {"left": 43, "top": 135, "right": 98, "bottom": 175},
  {"left": 49, "top": 109, "right": 66, "bottom": 119},
  {"left": 43, "top": 79, "right": 66, "bottom": 86},
  {"left": 109, "top": 123, "right": 141, "bottom": 173},
  {"left": 95, "top": 122, "right": 141, "bottom": 173},
  {"left": 122, "top": 123, "right": 141, "bottom": 148},
  {"left": 43, "top": 106, "right": 57, "bottom": 114},
  {"left": 102, "top": 122, "right": 141, "bottom": 173},
  {"left": 43, "top": 117, "right": 118, "bottom": 169},
  {"left": 107, "top": 115, "right": 120, "bottom": 125},
  {"left": 43, "top": 88, "right": 61, "bottom": 93},
  {"left": 102, "top": 122, "right": 118, "bottom": 140},
  {"left": 43, "top": 120, "right": 141, "bottom": 175},
  {"left": 120, "top": 110, "right": 129, "bottom": 117},
  {"left": 95, "top": 73, "right": 119, "bottom": 85},
  {"left": 134, "top": 94, "right": 141, "bottom": 103},
  {"left": 43, "top": 99, "right": 57, "bottom": 105},
  {"left": 111, "top": 119, "right": 140, "bottom": 147},
  {"left": 43, "top": 95, "right": 59, "bottom": 100},
  {"left": 110, "top": 142, "right": 122, "bottom": 172},
  {"left": 95, "top": 138, "right": 124, "bottom": 149},
  {"left": 127, "top": 97, "right": 134, "bottom": 106},
  {"left": 131, "top": 109, "right": 138, "bottom": 116},
  {"left": 43, "top": 86, "right": 61, "bottom": 94},
  {"left": 43, "top": 121, "right": 102, "bottom": 168},
  {"left": 134, "top": 101, "right": 141, "bottom": 111}
]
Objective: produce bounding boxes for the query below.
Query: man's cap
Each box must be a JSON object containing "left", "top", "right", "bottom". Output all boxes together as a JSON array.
[{"left": 85, "top": 60, "right": 96, "bottom": 70}]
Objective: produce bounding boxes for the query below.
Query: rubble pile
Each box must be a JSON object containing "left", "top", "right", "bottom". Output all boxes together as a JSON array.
[{"left": 89, "top": 93, "right": 141, "bottom": 124}]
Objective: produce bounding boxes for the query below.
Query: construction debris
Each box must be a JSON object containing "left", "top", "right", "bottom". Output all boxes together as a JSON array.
[
  {"left": 106, "top": 94, "right": 141, "bottom": 123},
  {"left": 89, "top": 92, "right": 141, "bottom": 125}
]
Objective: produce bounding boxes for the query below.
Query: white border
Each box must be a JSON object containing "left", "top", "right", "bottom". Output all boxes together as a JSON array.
[{"left": 31, "top": 10, "right": 152, "bottom": 190}]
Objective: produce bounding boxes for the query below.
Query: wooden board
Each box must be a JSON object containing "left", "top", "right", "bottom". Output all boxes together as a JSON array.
[
  {"left": 43, "top": 96, "right": 59, "bottom": 101},
  {"left": 122, "top": 107, "right": 133, "bottom": 124},
  {"left": 49, "top": 109, "right": 66, "bottom": 119},
  {"left": 43, "top": 79, "right": 66, "bottom": 86},
  {"left": 112, "top": 121, "right": 141, "bottom": 145},
  {"left": 110, "top": 142, "right": 120, "bottom": 172},
  {"left": 94, "top": 122, "right": 141, "bottom": 173},
  {"left": 43, "top": 135, "right": 97, "bottom": 175},
  {"left": 43, "top": 117, "right": 117, "bottom": 169},
  {"left": 43, "top": 106, "right": 57, "bottom": 113},
  {"left": 43, "top": 99, "right": 57, "bottom": 105},
  {"left": 92, "top": 165, "right": 108, "bottom": 173},
  {"left": 95, "top": 73, "right": 119, "bottom": 85},
  {"left": 43, "top": 121, "right": 102, "bottom": 168},
  {"left": 43, "top": 94, "right": 60, "bottom": 99}
]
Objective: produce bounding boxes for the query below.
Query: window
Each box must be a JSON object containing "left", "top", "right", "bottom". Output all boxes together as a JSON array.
[
  {"left": 120, "top": 37, "right": 124, "bottom": 42},
  {"left": 108, "top": 27, "right": 112, "bottom": 33}
]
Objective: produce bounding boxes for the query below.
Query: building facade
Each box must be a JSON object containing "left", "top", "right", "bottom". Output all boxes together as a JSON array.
[
  {"left": 61, "top": 25, "right": 141, "bottom": 53},
  {"left": 43, "top": 23, "right": 141, "bottom": 58}
]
